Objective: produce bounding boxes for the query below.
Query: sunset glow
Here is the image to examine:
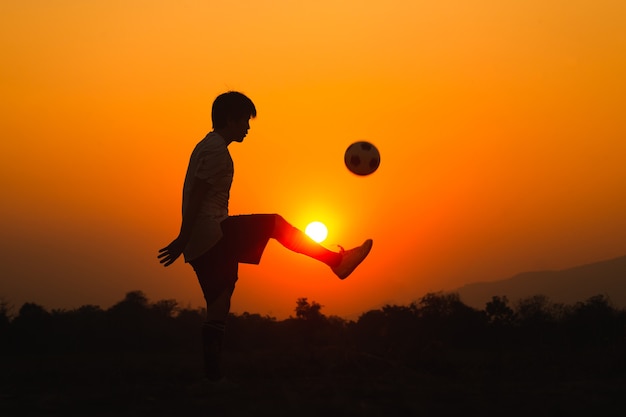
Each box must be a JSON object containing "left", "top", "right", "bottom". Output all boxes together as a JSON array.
[
  {"left": 305, "top": 222, "right": 328, "bottom": 243},
  {"left": 1, "top": 1, "right": 625, "bottom": 320}
]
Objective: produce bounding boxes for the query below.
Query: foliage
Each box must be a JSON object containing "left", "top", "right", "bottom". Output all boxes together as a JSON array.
[{"left": 1, "top": 291, "right": 625, "bottom": 376}]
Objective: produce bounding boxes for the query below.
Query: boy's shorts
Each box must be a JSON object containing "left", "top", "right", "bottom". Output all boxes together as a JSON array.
[{"left": 190, "top": 214, "right": 275, "bottom": 307}]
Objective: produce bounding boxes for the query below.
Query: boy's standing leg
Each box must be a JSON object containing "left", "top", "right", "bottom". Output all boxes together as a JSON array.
[
  {"left": 201, "top": 288, "right": 233, "bottom": 381},
  {"left": 189, "top": 242, "right": 239, "bottom": 382}
]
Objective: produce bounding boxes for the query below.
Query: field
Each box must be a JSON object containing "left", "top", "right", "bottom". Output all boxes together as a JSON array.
[{"left": 2, "top": 345, "right": 625, "bottom": 417}]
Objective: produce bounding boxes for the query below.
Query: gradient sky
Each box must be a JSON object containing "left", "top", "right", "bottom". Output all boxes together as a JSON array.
[{"left": 2, "top": 0, "right": 625, "bottom": 319}]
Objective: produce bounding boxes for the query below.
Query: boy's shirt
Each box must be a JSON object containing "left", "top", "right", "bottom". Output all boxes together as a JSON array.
[{"left": 182, "top": 131, "right": 234, "bottom": 262}]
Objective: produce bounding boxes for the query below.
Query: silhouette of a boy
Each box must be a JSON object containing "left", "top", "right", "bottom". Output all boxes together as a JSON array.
[{"left": 158, "top": 91, "right": 372, "bottom": 381}]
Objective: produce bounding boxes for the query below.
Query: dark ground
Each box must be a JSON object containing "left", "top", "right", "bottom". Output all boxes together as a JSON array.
[{"left": 2, "top": 346, "right": 625, "bottom": 417}]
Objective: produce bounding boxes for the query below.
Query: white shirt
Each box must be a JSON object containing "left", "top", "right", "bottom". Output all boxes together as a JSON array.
[{"left": 182, "top": 132, "right": 234, "bottom": 262}]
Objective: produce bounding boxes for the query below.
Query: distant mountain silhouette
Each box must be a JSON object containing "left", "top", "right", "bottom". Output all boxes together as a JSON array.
[{"left": 457, "top": 255, "right": 626, "bottom": 309}]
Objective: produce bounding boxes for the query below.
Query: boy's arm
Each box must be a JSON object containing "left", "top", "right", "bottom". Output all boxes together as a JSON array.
[{"left": 158, "top": 178, "right": 211, "bottom": 267}]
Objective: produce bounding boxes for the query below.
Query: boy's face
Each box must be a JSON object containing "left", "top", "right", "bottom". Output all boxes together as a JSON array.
[{"left": 228, "top": 116, "right": 251, "bottom": 143}]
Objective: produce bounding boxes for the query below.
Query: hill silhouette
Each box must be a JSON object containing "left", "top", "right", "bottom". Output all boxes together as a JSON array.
[{"left": 457, "top": 254, "right": 626, "bottom": 309}]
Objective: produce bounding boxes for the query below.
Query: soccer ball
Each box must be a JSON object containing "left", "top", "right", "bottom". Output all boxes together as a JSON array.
[{"left": 344, "top": 141, "right": 380, "bottom": 176}]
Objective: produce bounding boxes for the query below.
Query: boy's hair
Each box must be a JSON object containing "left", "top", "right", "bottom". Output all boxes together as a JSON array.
[{"left": 211, "top": 91, "right": 257, "bottom": 129}]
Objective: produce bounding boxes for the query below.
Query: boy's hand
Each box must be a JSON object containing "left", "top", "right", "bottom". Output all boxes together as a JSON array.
[{"left": 158, "top": 238, "right": 185, "bottom": 267}]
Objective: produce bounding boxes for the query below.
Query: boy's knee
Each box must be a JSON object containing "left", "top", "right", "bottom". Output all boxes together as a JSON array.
[
  {"left": 271, "top": 213, "right": 296, "bottom": 240},
  {"left": 205, "top": 287, "right": 233, "bottom": 322},
  {"left": 271, "top": 213, "right": 286, "bottom": 229}
]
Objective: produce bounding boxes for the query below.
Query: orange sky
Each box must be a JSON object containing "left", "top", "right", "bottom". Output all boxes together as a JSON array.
[{"left": 2, "top": 1, "right": 626, "bottom": 319}]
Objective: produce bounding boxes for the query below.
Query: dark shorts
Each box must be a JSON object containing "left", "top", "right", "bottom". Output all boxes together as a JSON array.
[{"left": 190, "top": 214, "right": 276, "bottom": 305}]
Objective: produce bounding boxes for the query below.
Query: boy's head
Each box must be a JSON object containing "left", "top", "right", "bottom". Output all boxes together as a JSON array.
[{"left": 212, "top": 91, "right": 257, "bottom": 129}]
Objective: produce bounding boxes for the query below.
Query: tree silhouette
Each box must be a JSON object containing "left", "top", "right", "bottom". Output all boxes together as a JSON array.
[
  {"left": 352, "top": 308, "right": 388, "bottom": 356},
  {"left": 294, "top": 297, "right": 325, "bottom": 321},
  {"left": 151, "top": 298, "right": 179, "bottom": 319},
  {"left": 0, "top": 299, "right": 13, "bottom": 352},
  {"left": 566, "top": 294, "right": 623, "bottom": 348},
  {"left": 289, "top": 298, "right": 335, "bottom": 347},
  {"left": 109, "top": 290, "right": 149, "bottom": 313},
  {"left": 485, "top": 295, "right": 515, "bottom": 326},
  {"left": 415, "top": 292, "right": 487, "bottom": 349},
  {"left": 379, "top": 304, "right": 419, "bottom": 357},
  {"left": 0, "top": 298, "right": 11, "bottom": 322},
  {"left": 11, "top": 303, "right": 52, "bottom": 353}
]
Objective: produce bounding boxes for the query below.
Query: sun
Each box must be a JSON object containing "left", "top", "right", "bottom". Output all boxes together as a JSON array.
[{"left": 305, "top": 221, "right": 328, "bottom": 243}]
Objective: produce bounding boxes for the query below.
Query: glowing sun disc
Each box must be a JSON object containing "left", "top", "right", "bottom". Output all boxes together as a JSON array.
[{"left": 305, "top": 221, "right": 328, "bottom": 243}]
